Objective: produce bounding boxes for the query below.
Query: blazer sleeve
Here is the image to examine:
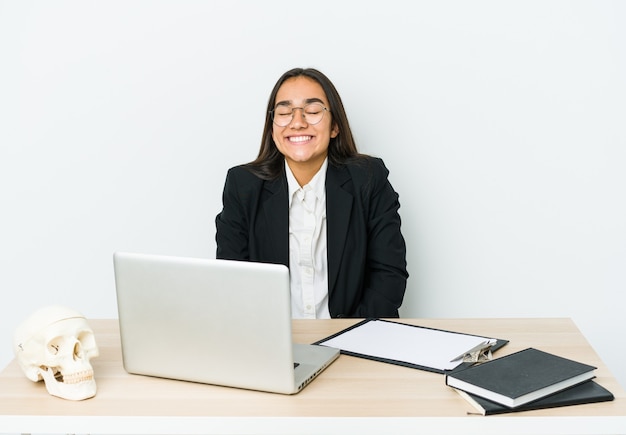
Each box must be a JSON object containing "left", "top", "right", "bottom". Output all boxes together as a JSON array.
[
  {"left": 351, "top": 158, "right": 408, "bottom": 318},
  {"left": 215, "top": 166, "right": 251, "bottom": 261}
]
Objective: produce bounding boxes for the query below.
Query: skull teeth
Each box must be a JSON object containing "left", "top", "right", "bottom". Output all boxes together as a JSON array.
[{"left": 58, "top": 370, "right": 95, "bottom": 384}]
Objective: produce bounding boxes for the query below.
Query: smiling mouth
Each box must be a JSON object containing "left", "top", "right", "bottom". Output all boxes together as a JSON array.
[{"left": 288, "top": 135, "right": 312, "bottom": 143}]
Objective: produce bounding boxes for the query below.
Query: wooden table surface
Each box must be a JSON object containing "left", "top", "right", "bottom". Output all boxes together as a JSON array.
[{"left": 1, "top": 318, "right": 624, "bottom": 434}]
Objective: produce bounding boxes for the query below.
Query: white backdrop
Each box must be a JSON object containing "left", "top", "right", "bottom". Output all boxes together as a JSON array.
[{"left": 1, "top": 1, "right": 625, "bottom": 388}]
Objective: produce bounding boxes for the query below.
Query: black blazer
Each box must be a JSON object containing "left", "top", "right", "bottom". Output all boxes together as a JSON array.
[{"left": 215, "top": 156, "right": 408, "bottom": 318}]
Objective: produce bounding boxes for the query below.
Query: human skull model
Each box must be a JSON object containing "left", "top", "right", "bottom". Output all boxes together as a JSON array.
[{"left": 13, "top": 305, "right": 99, "bottom": 400}]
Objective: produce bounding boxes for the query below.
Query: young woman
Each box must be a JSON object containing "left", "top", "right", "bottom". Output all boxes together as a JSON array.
[{"left": 216, "top": 68, "right": 408, "bottom": 318}]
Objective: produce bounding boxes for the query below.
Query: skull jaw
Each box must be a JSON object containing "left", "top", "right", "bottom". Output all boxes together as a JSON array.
[{"left": 40, "top": 367, "right": 97, "bottom": 400}]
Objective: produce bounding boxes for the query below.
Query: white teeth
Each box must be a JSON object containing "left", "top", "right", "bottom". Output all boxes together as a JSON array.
[{"left": 289, "top": 136, "right": 311, "bottom": 143}]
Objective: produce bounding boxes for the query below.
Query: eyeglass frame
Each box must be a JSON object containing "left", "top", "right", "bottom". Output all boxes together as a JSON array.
[{"left": 269, "top": 101, "right": 330, "bottom": 127}]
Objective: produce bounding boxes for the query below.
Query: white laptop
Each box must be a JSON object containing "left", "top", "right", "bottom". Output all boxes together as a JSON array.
[{"left": 113, "top": 252, "right": 339, "bottom": 394}]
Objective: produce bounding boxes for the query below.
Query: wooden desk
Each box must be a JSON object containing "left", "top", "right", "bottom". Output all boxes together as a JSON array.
[{"left": 0, "top": 318, "right": 624, "bottom": 434}]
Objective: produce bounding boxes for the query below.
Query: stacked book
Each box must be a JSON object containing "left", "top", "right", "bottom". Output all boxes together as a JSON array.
[{"left": 445, "top": 347, "right": 614, "bottom": 415}]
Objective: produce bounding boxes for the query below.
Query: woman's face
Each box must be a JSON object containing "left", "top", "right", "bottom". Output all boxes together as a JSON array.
[{"left": 271, "top": 76, "right": 339, "bottom": 174}]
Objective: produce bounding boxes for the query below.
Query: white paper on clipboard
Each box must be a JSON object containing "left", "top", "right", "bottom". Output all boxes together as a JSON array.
[{"left": 318, "top": 319, "right": 497, "bottom": 372}]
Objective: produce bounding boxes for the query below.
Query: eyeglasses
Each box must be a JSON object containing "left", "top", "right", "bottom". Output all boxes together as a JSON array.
[{"left": 270, "top": 102, "right": 329, "bottom": 127}]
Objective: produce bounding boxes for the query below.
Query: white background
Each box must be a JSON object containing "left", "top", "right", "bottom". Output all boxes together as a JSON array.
[{"left": 1, "top": 0, "right": 625, "bottom": 389}]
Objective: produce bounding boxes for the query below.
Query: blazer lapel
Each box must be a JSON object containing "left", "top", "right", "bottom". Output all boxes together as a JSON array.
[{"left": 326, "top": 164, "right": 353, "bottom": 295}]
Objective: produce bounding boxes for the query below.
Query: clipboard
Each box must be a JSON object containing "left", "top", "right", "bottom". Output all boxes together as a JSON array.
[{"left": 314, "top": 319, "right": 508, "bottom": 374}]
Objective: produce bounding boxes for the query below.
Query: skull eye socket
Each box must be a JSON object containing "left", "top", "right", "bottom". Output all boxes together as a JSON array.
[
  {"left": 73, "top": 341, "right": 83, "bottom": 360},
  {"left": 46, "top": 337, "right": 84, "bottom": 358},
  {"left": 47, "top": 338, "right": 63, "bottom": 356}
]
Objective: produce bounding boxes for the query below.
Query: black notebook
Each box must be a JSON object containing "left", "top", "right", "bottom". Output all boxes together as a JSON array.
[
  {"left": 445, "top": 347, "right": 597, "bottom": 408},
  {"left": 454, "top": 380, "right": 614, "bottom": 415}
]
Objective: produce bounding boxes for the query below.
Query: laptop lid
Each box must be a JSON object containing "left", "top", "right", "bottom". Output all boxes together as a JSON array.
[{"left": 113, "top": 252, "right": 339, "bottom": 394}]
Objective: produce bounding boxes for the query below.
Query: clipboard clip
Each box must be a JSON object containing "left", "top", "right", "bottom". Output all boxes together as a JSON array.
[{"left": 450, "top": 339, "right": 497, "bottom": 363}]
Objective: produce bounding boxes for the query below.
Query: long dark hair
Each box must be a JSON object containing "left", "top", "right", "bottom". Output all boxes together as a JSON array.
[{"left": 247, "top": 68, "right": 362, "bottom": 180}]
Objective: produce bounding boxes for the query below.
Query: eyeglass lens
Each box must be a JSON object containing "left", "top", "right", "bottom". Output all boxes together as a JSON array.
[{"left": 272, "top": 103, "right": 327, "bottom": 127}]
